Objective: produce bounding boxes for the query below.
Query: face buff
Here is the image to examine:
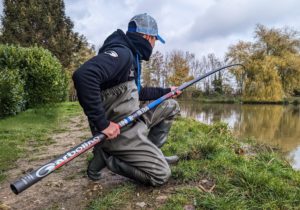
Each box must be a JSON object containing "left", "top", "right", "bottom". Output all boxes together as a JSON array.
[{"left": 126, "top": 32, "right": 153, "bottom": 61}]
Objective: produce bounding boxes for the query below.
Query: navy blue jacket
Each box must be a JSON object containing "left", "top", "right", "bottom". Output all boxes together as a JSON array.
[{"left": 73, "top": 29, "right": 170, "bottom": 131}]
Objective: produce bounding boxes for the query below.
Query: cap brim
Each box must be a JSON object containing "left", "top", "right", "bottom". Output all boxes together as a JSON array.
[{"left": 156, "top": 34, "right": 165, "bottom": 44}]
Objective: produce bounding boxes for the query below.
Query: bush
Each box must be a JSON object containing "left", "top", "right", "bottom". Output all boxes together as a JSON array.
[
  {"left": 0, "top": 68, "right": 25, "bottom": 117},
  {"left": 20, "top": 46, "right": 68, "bottom": 106},
  {"left": 0, "top": 45, "right": 67, "bottom": 116}
]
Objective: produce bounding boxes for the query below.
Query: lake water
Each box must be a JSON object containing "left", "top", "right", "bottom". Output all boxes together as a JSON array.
[{"left": 178, "top": 101, "right": 300, "bottom": 170}]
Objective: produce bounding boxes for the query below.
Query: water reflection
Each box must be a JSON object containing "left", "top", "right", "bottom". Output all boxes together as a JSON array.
[{"left": 179, "top": 102, "right": 300, "bottom": 170}]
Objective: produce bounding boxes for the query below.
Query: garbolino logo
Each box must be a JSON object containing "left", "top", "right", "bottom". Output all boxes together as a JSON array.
[
  {"left": 35, "top": 137, "right": 100, "bottom": 178},
  {"left": 36, "top": 163, "right": 55, "bottom": 177}
]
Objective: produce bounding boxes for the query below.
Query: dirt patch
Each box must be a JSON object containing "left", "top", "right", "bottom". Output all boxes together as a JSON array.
[{"left": 0, "top": 114, "right": 127, "bottom": 210}]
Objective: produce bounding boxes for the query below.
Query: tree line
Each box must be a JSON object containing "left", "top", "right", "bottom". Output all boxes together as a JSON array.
[
  {"left": 142, "top": 51, "right": 229, "bottom": 96},
  {"left": 0, "top": 0, "right": 299, "bottom": 102},
  {"left": 143, "top": 25, "right": 300, "bottom": 101}
]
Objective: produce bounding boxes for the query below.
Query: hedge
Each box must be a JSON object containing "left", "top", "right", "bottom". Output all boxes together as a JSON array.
[
  {"left": 0, "top": 45, "right": 67, "bottom": 117},
  {"left": 0, "top": 68, "right": 25, "bottom": 117}
]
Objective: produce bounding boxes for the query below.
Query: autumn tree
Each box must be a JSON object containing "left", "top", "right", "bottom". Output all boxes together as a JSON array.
[
  {"left": 226, "top": 24, "right": 300, "bottom": 101},
  {"left": 143, "top": 50, "right": 197, "bottom": 88},
  {"left": 167, "top": 50, "right": 194, "bottom": 86}
]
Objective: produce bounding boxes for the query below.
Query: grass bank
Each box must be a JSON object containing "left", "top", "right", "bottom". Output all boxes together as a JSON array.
[
  {"left": 1, "top": 102, "right": 299, "bottom": 208},
  {"left": 0, "top": 102, "right": 82, "bottom": 182},
  {"left": 181, "top": 91, "right": 300, "bottom": 104},
  {"left": 180, "top": 92, "right": 240, "bottom": 104},
  {"left": 191, "top": 97, "right": 300, "bottom": 105},
  {"left": 89, "top": 118, "right": 300, "bottom": 209}
]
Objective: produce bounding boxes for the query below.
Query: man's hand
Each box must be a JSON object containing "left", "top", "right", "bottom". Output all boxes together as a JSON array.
[
  {"left": 170, "top": 86, "right": 182, "bottom": 98},
  {"left": 102, "top": 121, "right": 120, "bottom": 140}
]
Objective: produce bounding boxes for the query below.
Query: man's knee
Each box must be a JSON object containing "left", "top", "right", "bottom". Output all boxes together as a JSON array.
[
  {"left": 162, "top": 99, "right": 180, "bottom": 119},
  {"left": 150, "top": 164, "right": 171, "bottom": 186},
  {"left": 161, "top": 166, "right": 172, "bottom": 184}
]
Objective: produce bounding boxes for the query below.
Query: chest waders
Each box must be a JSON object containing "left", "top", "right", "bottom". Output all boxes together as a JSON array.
[{"left": 88, "top": 80, "right": 180, "bottom": 186}]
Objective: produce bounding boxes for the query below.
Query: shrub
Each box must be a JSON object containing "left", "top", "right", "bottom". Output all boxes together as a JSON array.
[
  {"left": 0, "top": 45, "right": 67, "bottom": 116},
  {"left": 20, "top": 46, "right": 68, "bottom": 106},
  {"left": 0, "top": 68, "right": 25, "bottom": 117}
]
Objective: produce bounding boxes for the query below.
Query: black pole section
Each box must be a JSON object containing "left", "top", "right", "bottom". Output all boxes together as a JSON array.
[
  {"left": 10, "top": 64, "right": 244, "bottom": 194},
  {"left": 177, "top": 64, "right": 245, "bottom": 91}
]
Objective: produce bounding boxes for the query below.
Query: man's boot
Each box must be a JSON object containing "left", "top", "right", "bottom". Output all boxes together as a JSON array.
[
  {"left": 106, "top": 156, "right": 152, "bottom": 185},
  {"left": 87, "top": 147, "right": 106, "bottom": 181},
  {"left": 164, "top": 155, "right": 179, "bottom": 164}
]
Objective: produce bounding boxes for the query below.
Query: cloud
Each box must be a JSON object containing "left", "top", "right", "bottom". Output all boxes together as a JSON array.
[
  {"left": 65, "top": 0, "right": 143, "bottom": 49},
  {"left": 0, "top": 0, "right": 299, "bottom": 58},
  {"left": 187, "top": 0, "right": 300, "bottom": 41},
  {"left": 64, "top": 0, "right": 215, "bottom": 51}
]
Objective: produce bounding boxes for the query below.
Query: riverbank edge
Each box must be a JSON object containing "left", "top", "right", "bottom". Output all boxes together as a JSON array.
[
  {"left": 1, "top": 103, "right": 299, "bottom": 209},
  {"left": 89, "top": 117, "right": 300, "bottom": 209},
  {"left": 178, "top": 96, "right": 300, "bottom": 105}
]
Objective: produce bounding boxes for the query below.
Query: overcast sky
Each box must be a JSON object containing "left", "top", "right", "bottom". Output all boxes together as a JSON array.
[{"left": 1, "top": 0, "right": 300, "bottom": 59}]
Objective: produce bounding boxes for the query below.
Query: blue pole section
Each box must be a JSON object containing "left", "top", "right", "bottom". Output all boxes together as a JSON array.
[{"left": 10, "top": 64, "right": 244, "bottom": 195}]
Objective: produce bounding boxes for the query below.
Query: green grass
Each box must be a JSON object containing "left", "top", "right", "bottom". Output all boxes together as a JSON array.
[
  {"left": 2, "top": 102, "right": 299, "bottom": 208},
  {"left": 157, "top": 187, "right": 200, "bottom": 210},
  {"left": 181, "top": 93, "right": 300, "bottom": 104},
  {"left": 160, "top": 118, "right": 300, "bottom": 209},
  {"left": 0, "top": 102, "right": 82, "bottom": 182},
  {"left": 88, "top": 117, "right": 300, "bottom": 209},
  {"left": 181, "top": 94, "right": 240, "bottom": 104},
  {"left": 88, "top": 183, "right": 135, "bottom": 210}
]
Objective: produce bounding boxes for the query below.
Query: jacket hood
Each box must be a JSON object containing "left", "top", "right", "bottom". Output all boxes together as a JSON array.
[{"left": 98, "top": 29, "right": 138, "bottom": 55}]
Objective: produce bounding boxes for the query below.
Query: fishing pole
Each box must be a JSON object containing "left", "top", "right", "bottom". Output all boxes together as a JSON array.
[{"left": 10, "top": 63, "right": 244, "bottom": 194}]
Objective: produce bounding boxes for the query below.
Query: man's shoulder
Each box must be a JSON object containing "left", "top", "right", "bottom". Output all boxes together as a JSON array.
[{"left": 100, "top": 44, "right": 132, "bottom": 61}]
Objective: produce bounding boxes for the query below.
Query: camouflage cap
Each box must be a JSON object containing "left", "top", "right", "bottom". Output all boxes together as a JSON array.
[{"left": 128, "top": 13, "right": 165, "bottom": 44}]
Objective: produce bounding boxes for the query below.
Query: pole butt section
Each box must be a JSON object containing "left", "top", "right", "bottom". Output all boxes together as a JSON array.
[
  {"left": 10, "top": 172, "right": 42, "bottom": 195},
  {"left": 10, "top": 183, "right": 20, "bottom": 195}
]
